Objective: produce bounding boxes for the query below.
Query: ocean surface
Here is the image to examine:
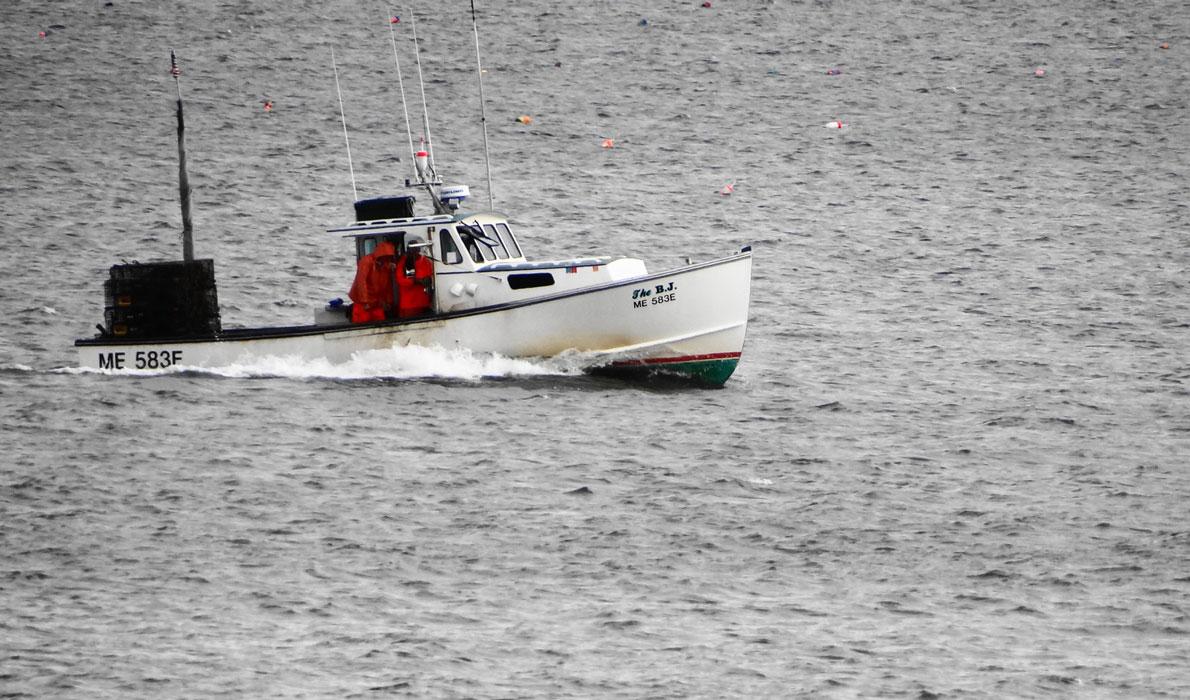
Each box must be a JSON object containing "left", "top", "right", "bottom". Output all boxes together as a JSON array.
[{"left": 2, "top": 0, "right": 1188, "bottom": 696}]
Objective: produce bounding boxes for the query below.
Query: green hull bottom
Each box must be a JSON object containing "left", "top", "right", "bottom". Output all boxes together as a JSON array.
[{"left": 597, "top": 357, "right": 741, "bottom": 387}]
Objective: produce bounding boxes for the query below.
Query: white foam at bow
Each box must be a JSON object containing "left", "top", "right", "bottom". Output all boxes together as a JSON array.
[{"left": 64, "top": 344, "right": 585, "bottom": 381}]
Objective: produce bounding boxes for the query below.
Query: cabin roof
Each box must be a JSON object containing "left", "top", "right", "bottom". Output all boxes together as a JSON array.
[{"left": 327, "top": 211, "right": 510, "bottom": 238}]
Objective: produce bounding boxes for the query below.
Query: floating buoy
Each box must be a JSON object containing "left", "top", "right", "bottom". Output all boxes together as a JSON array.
[
  {"left": 38, "top": 30, "right": 47, "bottom": 39},
  {"left": 702, "top": 1, "right": 712, "bottom": 7},
  {"left": 719, "top": 182, "right": 735, "bottom": 196},
  {"left": 1159, "top": 42, "right": 1169, "bottom": 49},
  {"left": 826, "top": 67, "right": 842, "bottom": 76},
  {"left": 639, "top": 18, "right": 649, "bottom": 27},
  {"left": 515, "top": 115, "right": 533, "bottom": 125},
  {"left": 824, "top": 120, "right": 846, "bottom": 129},
  {"left": 263, "top": 99, "right": 273, "bottom": 112},
  {"left": 1034, "top": 67, "right": 1046, "bottom": 77},
  {"left": 390, "top": 16, "right": 400, "bottom": 24},
  {"left": 601, "top": 138, "right": 615, "bottom": 149}
]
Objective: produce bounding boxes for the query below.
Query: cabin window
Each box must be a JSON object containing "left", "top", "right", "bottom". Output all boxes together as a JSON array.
[
  {"left": 440, "top": 229, "right": 462, "bottom": 264},
  {"left": 458, "top": 227, "right": 486, "bottom": 263},
  {"left": 464, "top": 225, "right": 497, "bottom": 261},
  {"left": 358, "top": 237, "right": 378, "bottom": 258},
  {"left": 496, "top": 223, "right": 522, "bottom": 258},
  {"left": 482, "top": 224, "right": 510, "bottom": 259},
  {"left": 508, "top": 272, "right": 554, "bottom": 289}
]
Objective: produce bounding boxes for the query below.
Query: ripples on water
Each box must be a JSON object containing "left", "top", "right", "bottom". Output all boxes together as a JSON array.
[{"left": 2, "top": 0, "right": 1188, "bottom": 696}]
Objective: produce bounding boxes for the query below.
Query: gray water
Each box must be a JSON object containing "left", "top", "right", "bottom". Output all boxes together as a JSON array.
[{"left": 2, "top": 0, "right": 1188, "bottom": 697}]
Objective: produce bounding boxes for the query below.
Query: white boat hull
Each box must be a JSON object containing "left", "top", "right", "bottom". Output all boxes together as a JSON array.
[{"left": 77, "top": 250, "right": 752, "bottom": 385}]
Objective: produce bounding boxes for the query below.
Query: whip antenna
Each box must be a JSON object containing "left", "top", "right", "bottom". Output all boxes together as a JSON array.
[
  {"left": 170, "top": 50, "right": 194, "bottom": 262},
  {"left": 386, "top": 10, "right": 418, "bottom": 182},
  {"left": 470, "top": 0, "right": 495, "bottom": 210},
  {"left": 409, "top": 11, "right": 438, "bottom": 180},
  {"left": 331, "top": 47, "right": 358, "bottom": 202}
]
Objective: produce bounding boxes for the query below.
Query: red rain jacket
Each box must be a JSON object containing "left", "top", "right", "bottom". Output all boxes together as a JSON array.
[
  {"left": 395, "top": 252, "right": 434, "bottom": 317},
  {"left": 348, "top": 241, "right": 397, "bottom": 322}
]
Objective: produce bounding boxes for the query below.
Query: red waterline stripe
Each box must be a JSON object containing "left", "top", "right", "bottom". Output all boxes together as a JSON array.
[{"left": 611, "top": 352, "right": 741, "bottom": 367}]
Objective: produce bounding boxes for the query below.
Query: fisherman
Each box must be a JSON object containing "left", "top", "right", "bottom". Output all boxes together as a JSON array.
[
  {"left": 395, "top": 234, "right": 434, "bottom": 317},
  {"left": 348, "top": 241, "right": 397, "bottom": 322}
]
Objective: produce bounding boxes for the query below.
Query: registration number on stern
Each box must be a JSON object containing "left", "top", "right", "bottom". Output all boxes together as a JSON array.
[{"left": 96, "top": 349, "right": 184, "bottom": 370}]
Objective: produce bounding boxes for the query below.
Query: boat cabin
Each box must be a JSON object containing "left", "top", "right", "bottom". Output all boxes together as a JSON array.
[{"left": 318, "top": 193, "right": 648, "bottom": 325}]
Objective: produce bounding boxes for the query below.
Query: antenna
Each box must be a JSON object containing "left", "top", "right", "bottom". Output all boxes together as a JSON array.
[
  {"left": 331, "top": 47, "right": 359, "bottom": 202},
  {"left": 386, "top": 10, "right": 418, "bottom": 183},
  {"left": 470, "top": 0, "right": 495, "bottom": 210},
  {"left": 409, "top": 11, "right": 438, "bottom": 181},
  {"left": 170, "top": 49, "right": 194, "bottom": 262}
]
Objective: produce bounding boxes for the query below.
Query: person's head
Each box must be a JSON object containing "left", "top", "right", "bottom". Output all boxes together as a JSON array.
[
  {"left": 374, "top": 241, "right": 397, "bottom": 260},
  {"left": 405, "top": 234, "right": 429, "bottom": 257}
]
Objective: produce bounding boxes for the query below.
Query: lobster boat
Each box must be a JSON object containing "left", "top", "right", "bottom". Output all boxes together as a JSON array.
[{"left": 75, "top": 186, "right": 753, "bottom": 384}]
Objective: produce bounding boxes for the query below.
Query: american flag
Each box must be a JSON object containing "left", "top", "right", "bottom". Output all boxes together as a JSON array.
[{"left": 169, "top": 51, "right": 181, "bottom": 77}]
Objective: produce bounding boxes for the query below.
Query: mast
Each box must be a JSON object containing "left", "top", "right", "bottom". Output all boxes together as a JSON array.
[
  {"left": 170, "top": 50, "right": 194, "bottom": 262},
  {"left": 470, "top": 0, "right": 495, "bottom": 211}
]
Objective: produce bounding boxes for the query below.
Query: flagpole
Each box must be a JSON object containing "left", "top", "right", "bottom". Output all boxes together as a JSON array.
[
  {"left": 171, "top": 50, "right": 194, "bottom": 262},
  {"left": 386, "top": 10, "right": 418, "bottom": 183}
]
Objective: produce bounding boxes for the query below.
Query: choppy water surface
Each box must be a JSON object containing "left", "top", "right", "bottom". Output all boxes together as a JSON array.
[{"left": 2, "top": 0, "right": 1188, "bottom": 697}]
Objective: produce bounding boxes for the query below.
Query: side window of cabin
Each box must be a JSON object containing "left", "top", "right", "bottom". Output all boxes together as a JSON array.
[
  {"left": 482, "top": 224, "right": 510, "bottom": 259},
  {"left": 357, "top": 237, "right": 377, "bottom": 259},
  {"left": 496, "top": 223, "right": 522, "bottom": 258},
  {"left": 440, "top": 229, "right": 462, "bottom": 264}
]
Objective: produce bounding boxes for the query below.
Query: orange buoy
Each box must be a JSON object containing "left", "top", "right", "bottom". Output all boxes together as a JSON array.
[
  {"left": 601, "top": 138, "right": 615, "bottom": 149},
  {"left": 1159, "top": 42, "right": 1169, "bottom": 49},
  {"left": 516, "top": 115, "right": 533, "bottom": 125}
]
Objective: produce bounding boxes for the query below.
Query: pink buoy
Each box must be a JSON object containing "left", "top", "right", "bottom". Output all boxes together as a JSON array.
[
  {"left": 1034, "top": 67, "right": 1046, "bottom": 77},
  {"left": 824, "top": 120, "right": 846, "bottom": 129},
  {"left": 719, "top": 182, "right": 734, "bottom": 196}
]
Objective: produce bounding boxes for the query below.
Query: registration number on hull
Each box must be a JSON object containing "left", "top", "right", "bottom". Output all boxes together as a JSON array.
[
  {"left": 96, "top": 349, "right": 184, "bottom": 370},
  {"left": 631, "top": 281, "right": 678, "bottom": 309}
]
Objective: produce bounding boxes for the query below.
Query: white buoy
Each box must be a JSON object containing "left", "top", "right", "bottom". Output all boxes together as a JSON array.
[
  {"left": 824, "top": 120, "right": 846, "bottom": 129},
  {"left": 415, "top": 148, "right": 429, "bottom": 181}
]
